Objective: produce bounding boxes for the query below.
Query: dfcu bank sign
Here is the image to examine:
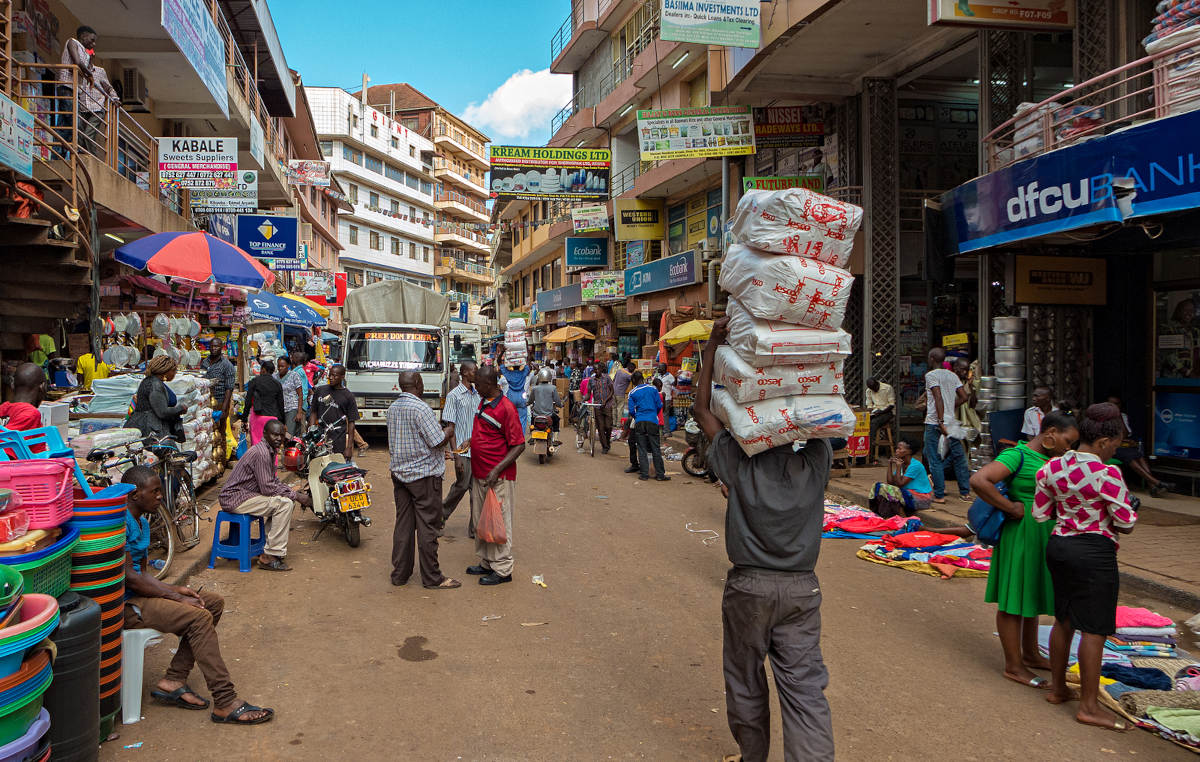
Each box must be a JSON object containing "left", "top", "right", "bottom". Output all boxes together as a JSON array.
[{"left": 941, "top": 108, "right": 1200, "bottom": 254}]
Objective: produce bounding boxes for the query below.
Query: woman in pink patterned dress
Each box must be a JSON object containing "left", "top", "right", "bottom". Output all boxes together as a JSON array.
[{"left": 1033, "top": 402, "right": 1137, "bottom": 732}]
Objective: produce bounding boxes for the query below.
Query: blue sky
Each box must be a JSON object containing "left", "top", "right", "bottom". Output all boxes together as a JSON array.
[{"left": 272, "top": 0, "right": 573, "bottom": 145}]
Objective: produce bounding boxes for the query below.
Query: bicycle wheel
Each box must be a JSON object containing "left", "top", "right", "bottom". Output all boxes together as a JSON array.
[
  {"left": 146, "top": 504, "right": 176, "bottom": 580},
  {"left": 170, "top": 467, "right": 201, "bottom": 548}
]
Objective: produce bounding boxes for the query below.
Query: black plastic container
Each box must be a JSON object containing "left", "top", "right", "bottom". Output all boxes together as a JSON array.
[{"left": 44, "top": 592, "right": 100, "bottom": 762}]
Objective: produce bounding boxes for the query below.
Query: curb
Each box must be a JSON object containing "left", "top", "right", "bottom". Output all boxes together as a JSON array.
[{"left": 823, "top": 481, "right": 1200, "bottom": 612}]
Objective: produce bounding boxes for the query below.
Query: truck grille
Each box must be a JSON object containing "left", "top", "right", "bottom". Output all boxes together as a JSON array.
[{"left": 357, "top": 396, "right": 394, "bottom": 409}]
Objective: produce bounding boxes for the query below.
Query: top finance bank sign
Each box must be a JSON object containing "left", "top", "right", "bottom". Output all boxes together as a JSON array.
[
  {"left": 661, "top": 0, "right": 760, "bottom": 48},
  {"left": 158, "top": 137, "right": 237, "bottom": 188}
]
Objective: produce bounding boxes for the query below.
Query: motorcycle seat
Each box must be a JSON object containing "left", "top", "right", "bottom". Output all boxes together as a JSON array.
[{"left": 319, "top": 462, "right": 367, "bottom": 484}]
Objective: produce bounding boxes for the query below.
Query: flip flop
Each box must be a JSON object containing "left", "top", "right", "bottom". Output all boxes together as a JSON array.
[
  {"left": 1076, "top": 716, "right": 1130, "bottom": 733},
  {"left": 423, "top": 578, "right": 462, "bottom": 590},
  {"left": 150, "top": 684, "right": 209, "bottom": 710},
  {"left": 257, "top": 558, "right": 292, "bottom": 572},
  {"left": 1004, "top": 673, "right": 1049, "bottom": 689},
  {"left": 211, "top": 702, "right": 274, "bottom": 725}
]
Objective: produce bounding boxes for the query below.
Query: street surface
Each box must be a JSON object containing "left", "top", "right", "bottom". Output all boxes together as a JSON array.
[{"left": 102, "top": 434, "right": 1194, "bottom": 761}]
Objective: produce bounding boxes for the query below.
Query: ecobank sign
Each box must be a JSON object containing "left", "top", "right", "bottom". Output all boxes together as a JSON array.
[
  {"left": 565, "top": 237, "right": 609, "bottom": 268},
  {"left": 942, "top": 108, "right": 1200, "bottom": 254}
]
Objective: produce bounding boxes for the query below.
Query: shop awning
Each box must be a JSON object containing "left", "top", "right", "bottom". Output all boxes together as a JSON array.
[
  {"left": 280, "top": 292, "right": 330, "bottom": 318},
  {"left": 247, "top": 290, "right": 327, "bottom": 327}
]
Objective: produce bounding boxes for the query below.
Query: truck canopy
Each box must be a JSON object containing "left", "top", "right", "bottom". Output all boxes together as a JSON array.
[{"left": 343, "top": 280, "right": 450, "bottom": 326}]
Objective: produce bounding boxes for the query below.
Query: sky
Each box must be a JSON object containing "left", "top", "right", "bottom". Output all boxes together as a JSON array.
[{"left": 271, "top": 0, "right": 574, "bottom": 145}]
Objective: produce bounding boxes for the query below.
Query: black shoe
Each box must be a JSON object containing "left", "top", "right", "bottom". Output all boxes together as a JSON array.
[
  {"left": 479, "top": 573, "right": 512, "bottom": 586},
  {"left": 624, "top": 466, "right": 639, "bottom": 473},
  {"left": 655, "top": 475, "right": 671, "bottom": 482},
  {"left": 638, "top": 474, "right": 649, "bottom": 481},
  {"left": 466, "top": 565, "right": 490, "bottom": 575},
  {"left": 602, "top": 448, "right": 610, "bottom": 455}
]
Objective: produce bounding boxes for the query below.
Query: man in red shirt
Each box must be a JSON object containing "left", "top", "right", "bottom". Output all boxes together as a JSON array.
[
  {"left": 466, "top": 366, "right": 525, "bottom": 586},
  {"left": 1, "top": 364, "right": 47, "bottom": 454}
]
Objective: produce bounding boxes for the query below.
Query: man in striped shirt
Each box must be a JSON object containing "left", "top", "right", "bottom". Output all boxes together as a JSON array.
[
  {"left": 441, "top": 361, "right": 480, "bottom": 535},
  {"left": 219, "top": 420, "right": 312, "bottom": 571}
]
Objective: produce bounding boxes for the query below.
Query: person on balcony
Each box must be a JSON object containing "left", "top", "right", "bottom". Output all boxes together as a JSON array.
[{"left": 58, "top": 25, "right": 119, "bottom": 157}]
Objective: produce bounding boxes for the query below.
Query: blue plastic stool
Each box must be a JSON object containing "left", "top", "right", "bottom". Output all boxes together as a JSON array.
[{"left": 208, "top": 511, "right": 266, "bottom": 572}]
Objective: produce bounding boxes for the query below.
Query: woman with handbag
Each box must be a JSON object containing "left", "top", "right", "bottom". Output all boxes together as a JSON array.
[
  {"left": 868, "top": 438, "right": 933, "bottom": 518},
  {"left": 969, "top": 411, "right": 1078, "bottom": 689},
  {"left": 126, "top": 354, "right": 187, "bottom": 440}
]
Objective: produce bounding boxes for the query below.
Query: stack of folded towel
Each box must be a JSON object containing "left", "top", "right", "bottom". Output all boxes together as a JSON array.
[{"left": 1106, "top": 606, "right": 1178, "bottom": 657}]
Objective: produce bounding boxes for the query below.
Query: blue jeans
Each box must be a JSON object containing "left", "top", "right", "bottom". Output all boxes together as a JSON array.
[{"left": 923, "top": 424, "right": 970, "bottom": 499}]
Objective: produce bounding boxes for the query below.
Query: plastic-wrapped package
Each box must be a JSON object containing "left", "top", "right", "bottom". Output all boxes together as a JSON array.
[
  {"left": 504, "top": 330, "right": 526, "bottom": 343},
  {"left": 729, "top": 188, "right": 863, "bottom": 267},
  {"left": 504, "top": 341, "right": 528, "bottom": 357},
  {"left": 718, "top": 244, "right": 854, "bottom": 330},
  {"left": 0, "top": 510, "right": 29, "bottom": 543},
  {"left": 713, "top": 346, "right": 845, "bottom": 402},
  {"left": 506, "top": 317, "right": 528, "bottom": 332},
  {"left": 725, "top": 299, "right": 851, "bottom": 368},
  {"left": 710, "top": 388, "right": 856, "bottom": 456}
]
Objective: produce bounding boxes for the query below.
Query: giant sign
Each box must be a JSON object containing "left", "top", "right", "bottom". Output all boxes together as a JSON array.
[
  {"left": 189, "top": 170, "right": 257, "bottom": 214},
  {"left": 661, "top": 0, "right": 760, "bottom": 48},
  {"left": 489, "top": 146, "right": 611, "bottom": 202},
  {"left": 236, "top": 214, "right": 299, "bottom": 263},
  {"left": 752, "top": 106, "right": 825, "bottom": 149},
  {"left": 637, "top": 106, "right": 755, "bottom": 161},
  {"left": 565, "top": 237, "right": 609, "bottom": 269},
  {"left": 928, "top": 0, "right": 1074, "bottom": 31},
  {"left": 625, "top": 250, "right": 701, "bottom": 297},
  {"left": 161, "top": 0, "right": 228, "bottom": 117},
  {"left": 158, "top": 137, "right": 237, "bottom": 188}
]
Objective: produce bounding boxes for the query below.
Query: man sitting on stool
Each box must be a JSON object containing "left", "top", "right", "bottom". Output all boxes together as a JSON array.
[{"left": 218, "top": 419, "right": 311, "bottom": 571}]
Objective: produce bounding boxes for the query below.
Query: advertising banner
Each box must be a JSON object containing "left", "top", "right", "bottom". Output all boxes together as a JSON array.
[
  {"left": 571, "top": 204, "right": 610, "bottom": 233},
  {"left": 752, "top": 106, "right": 825, "bottom": 149},
  {"left": 625, "top": 250, "right": 701, "bottom": 297},
  {"left": 0, "top": 92, "right": 33, "bottom": 177},
  {"left": 536, "top": 282, "right": 584, "bottom": 313},
  {"left": 158, "top": 137, "right": 237, "bottom": 188},
  {"left": 928, "top": 0, "right": 1074, "bottom": 30},
  {"left": 293, "top": 271, "right": 347, "bottom": 307},
  {"left": 1014, "top": 255, "right": 1106, "bottom": 305},
  {"left": 189, "top": 170, "right": 258, "bottom": 214},
  {"left": 489, "top": 146, "right": 611, "bottom": 202},
  {"left": 582, "top": 270, "right": 625, "bottom": 302},
  {"left": 848, "top": 410, "right": 870, "bottom": 457},
  {"left": 249, "top": 117, "right": 265, "bottom": 169},
  {"left": 661, "top": 0, "right": 761, "bottom": 47},
  {"left": 161, "top": 0, "right": 228, "bottom": 117},
  {"left": 565, "top": 237, "right": 609, "bottom": 269},
  {"left": 742, "top": 175, "right": 825, "bottom": 192},
  {"left": 626, "top": 240, "right": 646, "bottom": 267},
  {"left": 236, "top": 214, "right": 299, "bottom": 262},
  {"left": 614, "top": 198, "right": 666, "bottom": 241},
  {"left": 637, "top": 106, "right": 755, "bottom": 161},
  {"left": 1154, "top": 390, "right": 1200, "bottom": 460},
  {"left": 287, "top": 160, "right": 330, "bottom": 187},
  {"left": 206, "top": 213, "right": 236, "bottom": 244}
]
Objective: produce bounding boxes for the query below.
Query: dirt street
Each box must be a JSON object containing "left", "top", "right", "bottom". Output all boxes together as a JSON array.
[{"left": 101, "top": 435, "right": 1194, "bottom": 761}]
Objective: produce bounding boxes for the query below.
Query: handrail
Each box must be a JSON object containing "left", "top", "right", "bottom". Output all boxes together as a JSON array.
[
  {"left": 440, "top": 256, "right": 493, "bottom": 276},
  {"left": 551, "top": 94, "right": 583, "bottom": 136},
  {"left": 436, "top": 224, "right": 488, "bottom": 245},
  {"left": 550, "top": 9, "right": 574, "bottom": 63},
  {"left": 434, "top": 189, "right": 487, "bottom": 214},
  {"left": 981, "top": 34, "right": 1200, "bottom": 171}
]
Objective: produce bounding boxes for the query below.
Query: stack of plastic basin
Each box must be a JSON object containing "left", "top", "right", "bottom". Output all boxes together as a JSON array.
[
  {"left": 1, "top": 529, "right": 78, "bottom": 599},
  {"left": 0, "top": 707, "right": 49, "bottom": 762},
  {"left": 67, "top": 482, "right": 133, "bottom": 740},
  {"left": 0, "top": 594, "right": 59, "bottom": 750}
]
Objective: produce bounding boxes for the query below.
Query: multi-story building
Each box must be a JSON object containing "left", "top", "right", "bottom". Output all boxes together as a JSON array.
[
  {"left": 360, "top": 83, "right": 494, "bottom": 328},
  {"left": 305, "top": 86, "right": 439, "bottom": 289}
]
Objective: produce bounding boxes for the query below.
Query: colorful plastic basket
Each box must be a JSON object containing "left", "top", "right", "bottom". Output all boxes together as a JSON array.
[
  {"left": 3, "top": 529, "right": 79, "bottom": 598},
  {"left": 0, "top": 462, "right": 72, "bottom": 531}
]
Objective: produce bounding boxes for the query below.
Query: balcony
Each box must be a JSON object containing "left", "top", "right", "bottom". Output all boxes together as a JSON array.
[
  {"left": 435, "top": 256, "right": 495, "bottom": 285},
  {"left": 433, "top": 190, "right": 489, "bottom": 222},
  {"left": 611, "top": 157, "right": 712, "bottom": 200},
  {"left": 441, "top": 289, "right": 486, "bottom": 306},
  {"left": 433, "top": 157, "right": 489, "bottom": 196},
  {"left": 551, "top": 2, "right": 608, "bottom": 75},
  {"left": 432, "top": 119, "right": 489, "bottom": 168},
  {"left": 435, "top": 224, "right": 490, "bottom": 252}
]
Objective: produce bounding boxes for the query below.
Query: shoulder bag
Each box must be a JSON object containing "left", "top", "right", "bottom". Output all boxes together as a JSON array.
[{"left": 966, "top": 448, "right": 1025, "bottom": 547}]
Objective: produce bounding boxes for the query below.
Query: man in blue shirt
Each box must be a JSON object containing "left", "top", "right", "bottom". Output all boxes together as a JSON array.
[
  {"left": 121, "top": 466, "right": 274, "bottom": 725},
  {"left": 627, "top": 372, "right": 670, "bottom": 481}
]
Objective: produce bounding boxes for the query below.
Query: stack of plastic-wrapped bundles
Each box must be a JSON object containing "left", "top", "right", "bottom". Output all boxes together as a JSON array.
[
  {"left": 1144, "top": 0, "right": 1200, "bottom": 116},
  {"left": 170, "top": 374, "right": 219, "bottom": 486},
  {"left": 504, "top": 317, "right": 528, "bottom": 369},
  {"left": 713, "top": 187, "right": 861, "bottom": 455}
]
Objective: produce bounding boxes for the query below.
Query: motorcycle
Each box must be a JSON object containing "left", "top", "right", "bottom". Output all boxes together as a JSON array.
[
  {"left": 530, "top": 414, "right": 556, "bottom": 464},
  {"left": 286, "top": 418, "right": 372, "bottom": 547},
  {"left": 682, "top": 418, "right": 711, "bottom": 479}
]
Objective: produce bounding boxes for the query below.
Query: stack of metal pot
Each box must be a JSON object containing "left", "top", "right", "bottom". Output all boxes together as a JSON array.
[
  {"left": 971, "top": 377, "right": 997, "bottom": 470},
  {"left": 993, "top": 316, "right": 1027, "bottom": 411}
]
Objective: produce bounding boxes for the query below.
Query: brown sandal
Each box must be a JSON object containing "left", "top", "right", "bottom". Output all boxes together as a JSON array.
[{"left": 423, "top": 578, "right": 461, "bottom": 590}]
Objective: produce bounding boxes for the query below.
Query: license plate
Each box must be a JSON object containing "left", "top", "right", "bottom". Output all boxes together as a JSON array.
[
  {"left": 531, "top": 430, "right": 548, "bottom": 440},
  {"left": 339, "top": 492, "right": 370, "bottom": 512}
]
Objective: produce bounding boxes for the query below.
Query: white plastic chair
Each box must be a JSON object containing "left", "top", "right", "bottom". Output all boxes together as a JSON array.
[{"left": 121, "top": 628, "right": 164, "bottom": 725}]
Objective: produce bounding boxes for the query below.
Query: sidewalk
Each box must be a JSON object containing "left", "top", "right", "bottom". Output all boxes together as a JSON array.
[{"left": 825, "top": 464, "right": 1200, "bottom": 610}]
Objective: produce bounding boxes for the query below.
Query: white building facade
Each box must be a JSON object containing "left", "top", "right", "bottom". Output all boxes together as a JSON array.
[{"left": 306, "top": 86, "right": 439, "bottom": 287}]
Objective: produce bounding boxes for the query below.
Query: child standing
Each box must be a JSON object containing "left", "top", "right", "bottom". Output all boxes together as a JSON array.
[{"left": 1033, "top": 402, "right": 1137, "bottom": 732}]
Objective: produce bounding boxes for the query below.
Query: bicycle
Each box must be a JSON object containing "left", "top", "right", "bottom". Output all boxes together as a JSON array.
[
  {"left": 576, "top": 402, "right": 600, "bottom": 457},
  {"left": 143, "top": 437, "right": 204, "bottom": 551},
  {"left": 84, "top": 439, "right": 177, "bottom": 580}
]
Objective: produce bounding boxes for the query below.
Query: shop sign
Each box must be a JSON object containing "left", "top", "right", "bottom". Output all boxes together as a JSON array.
[
  {"left": 640, "top": 302, "right": 650, "bottom": 322},
  {"left": 157, "top": 137, "right": 237, "bottom": 188},
  {"left": 571, "top": 204, "right": 610, "bottom": 233},
  {"left": 161, "top": 0, "right": 228, "bottom": 117},
  {"left": 625, "top": 250, "right": 701, "bottom": 297},
  {"left": 848, "top": 411, "right": 870, "bottom": 457},
  {"left": 287, "top": 160, "right": 330, "bottom": 187},
  {"left": 942, "top": 332, "right": 971, "bottom": 348},
  {"left": 565, "top": 237, "right": 610, "bottom": 269},
  {"left": 1154, "top": 390, "right": 1200, "bottom": 460},
  {"left": 751, "top": 107, "right": 825, "bottom": 149},
  {"left": 636, "top": 106, "right": 755, "bottom": 161},
  {"left": 582, "top": 270, "right": 625, "bottom": 302},
  {"left": 237, "top": 213, "right": 299, "bottom": 262},
  {"left": 941, "top": 109, "right": 1200, "bottom": 254},
  {"left": 661, "top": 0, "right": 760, "bottom": 48},
  {"left": 189, "top": 170, "right": 257, "bottom": 214},
  {"left": 626, "top": 240, "right": 646, "bottom": 267},
  {"left": 1014, "top": 255, "right": 1106, "bottom": 305},
  {"left": 249, "top": 117, "right": 265, "bottom": 169},
  {"left": 207, "top": 213, "right": 236, "bottom": 243},
  {"left": 0, "top": 92, "right": 33, "bottom": 177},
  {"left": 614, "top": 199, "right": 666, "bottom": 241},
  {"left": 928, "top": 0, "right": 1074, "bottom": 31},
  {"left": 742, "top": 175, "right": 824, "bottom": 192},
  {"left": 536, "top": 282, "right": 584, "bottom": 313},
  {"left": 489, "top": 146, "right": 611, "bottom": 202}
]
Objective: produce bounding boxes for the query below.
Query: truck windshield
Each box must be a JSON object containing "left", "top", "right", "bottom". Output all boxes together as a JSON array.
[
  {"left": 346, "top": 329, "right": 442, "bottom": 372},
  {"left": 450, "top": 342, "right": 477, "bottom": 365}
]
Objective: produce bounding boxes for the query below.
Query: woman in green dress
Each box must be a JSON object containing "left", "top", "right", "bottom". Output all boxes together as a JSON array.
[{"left": 970, "top": 411, "right": 1079, "bottom": 688}]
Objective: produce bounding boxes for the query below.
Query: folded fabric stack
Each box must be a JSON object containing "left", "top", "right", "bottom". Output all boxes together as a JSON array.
[
  {"left": 1143, "top": 1, "right": 1200, "bottom": 118},
  {"left": 1107, "top": 606, "right": 1179, "bottom": 658},
  {"left": 503, "top": 317, "right": 528, "bottom": 370},
  {"left": 713, "top": 188, "right": 861, "bottom": 456},
  {"left": 821, "top": 503, "right": 920, "bottom": 539},
  {"left": 857, "top": 530, "right": 992, "bottom": 578}
]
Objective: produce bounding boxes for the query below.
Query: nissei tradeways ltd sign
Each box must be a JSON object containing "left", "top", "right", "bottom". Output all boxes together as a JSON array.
[
  {"left": 236, "top": 214, "right": 299, "bottom": 260},
  {"left": 625, "top": 250, "right": 701, "bottom": 297},
  {"left": 565, "top": 237, "right": 609, "bottom": 269}
]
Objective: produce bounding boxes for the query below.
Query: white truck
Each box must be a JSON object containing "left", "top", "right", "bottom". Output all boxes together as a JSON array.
[{"left": 341, "top": 280, "right": 451, "bottom": 428}]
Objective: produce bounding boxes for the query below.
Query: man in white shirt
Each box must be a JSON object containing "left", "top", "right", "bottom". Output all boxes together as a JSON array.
[
  {"left": 864, "top": 376, "right": 895, "bottom": 453},
  {"left": 1021, "top": 386, "right": 1056, "bottom": 439},
  {"left": 654, "top": 363, "right": 675, "bottom": 437},
  {"left": 923, "top": 347, "right": 971, "bottom": 503}
]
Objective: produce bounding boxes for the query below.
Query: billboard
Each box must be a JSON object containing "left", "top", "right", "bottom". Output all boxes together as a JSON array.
[
  {"left": 752, "top": 106, "right": 825, "bottom": 149},
  {"left": 571, "top": 204, "right": 609, "bottom": 233},
  {"left": 236, "top": 214, "right": 299, "bottom": 262},
  {"left": 161, "top": 0, "right": 228, "bottom": 117},
  {"left": 660, "top": 0, "right": 760, "bottom": 47},
  {"left": 287, "top": 160, "right": 330, "bottom": 187},
  {"left": 0, "top": 92, "right": 33, "bottom": 177},
  {"left": 928, "top": 0, "right": 1074, "bottom": 30},
  {"left": 292, "top": 270, "right": 347, "bottom": 307},
  {"left": 743, "top": 175, "right": 825, "bottom": 193},
  {"left": 614, "top": 198, "right": 666, "bottom": 241},
  {"left": 582, "top": 270, "right": 625, "bottom": 302},
  {"left": 189, "top": 170, "right": 258, "bottom": 214},
  {"left": 158, "top": 137, "right": 237, "bottom": 188},
  {"left": 489, "top": 146, "right": 611, "bottom": 202},
  {"left": 565, "top": 237, "right": 609, "bottom": 269},
  {"left": 637, "top": 106, "right": 755, "bottom": 161}
]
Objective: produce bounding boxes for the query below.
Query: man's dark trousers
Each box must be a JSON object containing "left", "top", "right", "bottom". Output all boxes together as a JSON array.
[
  {"left": 391, "top": 475, "right": 446, "bottom": 587},
  {"left": 442, "top": 455, "right": 472, "bottom": 531},
  {"left": 634, "top": 420, "right": 665, "bottom": 478},
  {"left": 595, "top": 407, "right": 613, "bottom": 451},
  {"left": 722, "top": 567, "right": 833, "bottom": 762}
]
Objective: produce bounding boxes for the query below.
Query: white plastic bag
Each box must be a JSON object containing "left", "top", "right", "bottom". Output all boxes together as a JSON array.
[
  {"left": 729, "top": 188, "right": 863, "bottom": 267},
  {"left": 503, "top": 340, "right": 528, "bottom": 357},
  {"left": 506, "top": 317, "right": 528, "bottom": 332},
  {"left": 504, "top": 329, "right": 526, "bottom": 344},
  {"left": 713, "top": 346, "right": 846, "bottom": 403},
  {"left": 725, "top": 298, "right": 851, "bottom": 368},
  {"left": 718, "top": 244, "right": 854, "bottom": 330},
  {"left": 710, "top": 387, "right": 856, "bottom": 456}
]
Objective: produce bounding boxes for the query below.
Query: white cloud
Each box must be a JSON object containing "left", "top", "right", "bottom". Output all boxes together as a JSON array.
[{"left": 461, "top": 69, "right": 573, "bottom": 142}]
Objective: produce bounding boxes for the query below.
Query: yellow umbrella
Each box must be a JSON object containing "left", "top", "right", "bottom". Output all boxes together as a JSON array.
[
  {"left": 279, "top": 292, "right": 330, "bottom": 318},
  {"left": 542, "top": 325, "right": 596, "bottom": 343},
  {"left": 660, "top": 319, "right": 713, "bottom": 345}
]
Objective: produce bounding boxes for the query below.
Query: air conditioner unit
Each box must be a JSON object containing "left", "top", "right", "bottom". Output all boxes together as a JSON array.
[
  {"left": 121, "top": 68, "right": 150, "bottom": 113},
  {"left": 699, "top": 237, "right": 722, "bottom": 262},
  {"left": 300, "top": 223, "right": 313, "bottom": 243}
]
